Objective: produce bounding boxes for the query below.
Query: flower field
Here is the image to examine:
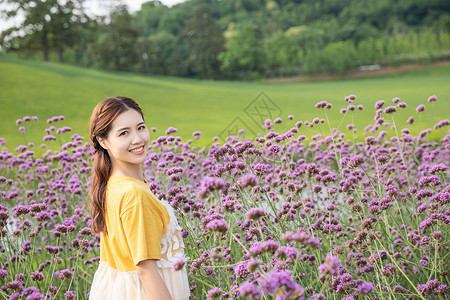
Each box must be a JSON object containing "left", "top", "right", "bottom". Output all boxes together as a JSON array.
[{"left": 0, "top": 95, "right": 449, "bottom": 299}]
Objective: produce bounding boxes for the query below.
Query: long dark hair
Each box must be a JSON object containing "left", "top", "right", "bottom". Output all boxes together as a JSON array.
[{"left": 89, "top": 96, "right": 144, "bottom": 234}]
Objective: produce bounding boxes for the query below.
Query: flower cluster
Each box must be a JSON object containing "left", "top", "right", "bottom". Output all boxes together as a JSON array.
[{"left": 0, "top": 96, "right": 448, "bottom": 299}]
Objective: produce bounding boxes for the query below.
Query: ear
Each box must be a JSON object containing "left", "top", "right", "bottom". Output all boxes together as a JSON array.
[{"left": 96, "top": 136, "right": 108, "bottom": 150}]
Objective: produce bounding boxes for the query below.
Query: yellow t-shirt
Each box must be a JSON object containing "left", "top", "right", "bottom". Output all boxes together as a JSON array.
[{"left": 99, "top": 176, "right": 170, "bottom": 272}]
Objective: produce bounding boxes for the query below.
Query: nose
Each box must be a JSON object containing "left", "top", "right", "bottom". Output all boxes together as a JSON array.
[{"left": 131, "top": 130, "right": 143, "bottom": 144}]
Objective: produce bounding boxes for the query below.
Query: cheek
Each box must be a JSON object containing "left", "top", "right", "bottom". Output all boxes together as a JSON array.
[
  {"left": 108, "top": 138, "right": 127, "bottom": 153},
  {"left": 143, "top": 130, "right": 150, "bottom": 143}
]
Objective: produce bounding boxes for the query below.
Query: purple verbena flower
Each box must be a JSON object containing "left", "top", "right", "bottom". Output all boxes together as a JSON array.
[
  {"left": 427, "top": 95, "right": 437, "bottom": 102},
  {"left": 318, "top": 254, "right": 342, "bottom": 275},
  {"left": 355, "top": 282, "right": 373, "bottom": 294},
  {"left": 416, "top": 104, "right": 425, "bottom": 112}
]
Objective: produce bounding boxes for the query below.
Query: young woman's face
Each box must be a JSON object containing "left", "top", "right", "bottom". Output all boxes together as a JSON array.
[{"left": 98, "top": 109, "right": 150, "bottom": 172}]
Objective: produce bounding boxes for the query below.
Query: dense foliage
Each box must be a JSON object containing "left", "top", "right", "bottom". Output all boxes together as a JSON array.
[
  {"left": 0, "top": 94, "right": 449, "bottom": 299},
  {"left": 1, "top": 0, "right": 450, "bottom": 79}
]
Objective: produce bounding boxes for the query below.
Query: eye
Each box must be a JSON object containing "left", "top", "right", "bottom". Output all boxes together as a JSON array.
[
  {"left": 138, "top": 125, "right": 146, "bottom": 130},
  {"left": 119, "top": 131, "right": 128, "bottom": 136}
]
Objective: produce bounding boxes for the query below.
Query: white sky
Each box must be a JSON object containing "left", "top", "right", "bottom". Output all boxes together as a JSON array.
[
  {"left": 88, "top": 0, "right": 185, "bottom": 14},
  {"left": 0, "top": 0, "right": 186, "bottom": 32}
]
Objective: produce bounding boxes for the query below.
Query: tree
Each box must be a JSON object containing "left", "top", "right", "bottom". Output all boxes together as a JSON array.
[
  {"left": 1, "top": 0, "right": 86, "bottom": 62},
  {"left": 322, "top": 41, "right": 357, "bottom": 73},
  {"left": 263, "top": 31, "right": 299, "bottom": 77},
  {"left": 219, "top": 24, "right": 265, "bottom": 79},
  {"left": 136, "top": 32, "right": 189, "bottom": 76},
  {"left": 181, "top": 6, "right": 225, "bottom": 79},
  {"left": 134, "top": 0, "right": 168, "bottom": 36},
  {"left": 91, "top": 5, "right": 140, "bottom": 71},
  {"left": 49, "top": 1, "right": 85, "bottom": 62}
]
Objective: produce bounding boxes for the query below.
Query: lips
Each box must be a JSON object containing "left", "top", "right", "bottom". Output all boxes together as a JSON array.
[{"left": 129, "top": 146, "right": 145, "bottom": 154}]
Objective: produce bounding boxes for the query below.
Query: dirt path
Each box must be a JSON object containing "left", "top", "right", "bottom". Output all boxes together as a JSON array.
[{"left": 263, "top": 61, "right": 450, "bottom": 83}]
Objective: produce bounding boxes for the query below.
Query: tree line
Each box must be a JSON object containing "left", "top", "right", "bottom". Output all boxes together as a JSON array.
[{"left": 1, "top": 0, "right": 449, "bottom": 79}]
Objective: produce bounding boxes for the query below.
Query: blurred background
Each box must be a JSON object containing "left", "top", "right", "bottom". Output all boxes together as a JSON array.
[
  {"left": 0, "top": 0, "right": 449, "bottom": 151},
  {"left": 2, "top": 0, "right": 449, "bottom": 78}
]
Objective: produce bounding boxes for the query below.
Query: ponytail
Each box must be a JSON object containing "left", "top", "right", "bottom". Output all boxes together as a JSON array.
[{"left": 89, "top": 146, "right": 111, "bottom": 234}]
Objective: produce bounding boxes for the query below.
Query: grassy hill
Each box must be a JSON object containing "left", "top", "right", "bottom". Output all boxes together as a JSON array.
[{"left": 0, "top": 55, "right": 449, "bottom": 153}]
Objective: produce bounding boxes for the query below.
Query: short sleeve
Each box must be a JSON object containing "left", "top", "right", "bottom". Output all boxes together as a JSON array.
[{"left": 121, "top": 200, "right": 164, "bottom": 265}]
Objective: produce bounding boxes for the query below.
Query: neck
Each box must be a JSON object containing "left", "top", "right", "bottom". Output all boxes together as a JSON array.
[{"left": 110, "top": 166, "right": 144, "bottom": 182}]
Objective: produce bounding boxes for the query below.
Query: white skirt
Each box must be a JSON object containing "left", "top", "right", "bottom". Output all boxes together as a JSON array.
[{"left": 89, "top": 261, "right": 190, "bottom": 300}]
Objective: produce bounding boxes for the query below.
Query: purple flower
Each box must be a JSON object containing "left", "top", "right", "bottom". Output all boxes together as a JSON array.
[
  {"left": 43, "top": 135, "right": 57, "bottom": 141},
  {"left": 429, "top": 163, "right": 447, "bottom": 174},
  {"left": 318, "top": 254, "right": 341, "bottom": 275},
  {"left": 238, "top": 174, "right": 258, "bottom": 188},
  {"left": 249, "top": 240, "right": 279, "bottom": 256},
  {"left": 64, "top": 291, "right": 76, "bottom": 300},
  {"left": 58, "top": 269, "right": 73, "bottom": 279},
  {"left": 393, "top": 285, "right": 407, "bottom": 293},
  {"left": 268, "top": 144, "right": 280, "bottom": 154},
  {"left": 347, "top": 94, "right": 356, "bottom": 102},
  {"left": 206, "top": 287, "right": 223, "bottom": 300},
  {"left": 375, "top": 100, "right": 385, "bottom": 109},
  {"left": 5, "top": 280, "right": 22, "bottom": 291},
  {"left": 245, "top": 208, "right": 267, "bottom": 221},
  {"left": 170, "top": 174, "right": 181, "bottom": 181},
  {"left": 173, "top": 258, "right": 188, "bottom": 271},
  {"left": 26, "top": 291, "right": 43, "bottom": 299},
  {"left": 35, "top": 211, "right": 50, "bottom": 222},
  {"left": 258, "top": 269, "right": 305, "bottom": 299},
  {"left": 416, "top": 104, "right": 425, "bottom": 112},
  {"left": 48, "top": 286, "right": 58, "bottom": 295},
  {"left": 206, "top": 219, "right": 229, "bottom": 234},
  {"left": 239, "top": 282, "right": 262, "bottom": 299},
  {"left": 165, "top": 127, "right": 178, "bottom": 134},
  {"left": 313, "top": 185, "right": 322, "bottom": 193},
  {"left": 427, "top": 95, "right": 437, "bottom": 102},
  {"left": 0, "top": 209, "right": 9, "bottom": 225},
  {"left": 31, "top": 271, "right": 44, "bottom": 282},
  {"left": 12, "top": 205, "right": 30, "bottom": 217},
  {"left": 192, "top": 131, "right": 201, "bottom": 139},
  {"left": 276, "top": 246, "right": 298, "bottom": 260},
  {"left": 315, "top": 101, "right": 328, "bottom": 109},
  {"left": 15, "top": 145, "right": 28, "bottom": 152},
  {"left": 199, "top": 177, "right": 228, "bottom": 199},
  {"left": 79, "top": 227, "right": 91, "bottom": 235},
  {"left": 348, "top": 155, "right": 364, "bottom": 168},
  {"left": 253, "top": 163, "right": 271, "bottom": 175},
  {"left": 417, "top": 279, "right": 448, "bottom": 296},
  {"left": 355, "top": 282, "right": 373, "bottom": 294},
  {"left": 433, "top": 119, "right": 450, "bottom": 129}
]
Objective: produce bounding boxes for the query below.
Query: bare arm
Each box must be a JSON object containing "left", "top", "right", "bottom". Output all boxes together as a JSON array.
[{"left": 136, "top": 259, "right": 172, "bottom": 300}]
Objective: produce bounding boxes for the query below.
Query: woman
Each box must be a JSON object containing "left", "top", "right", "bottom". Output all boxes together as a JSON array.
[{"left": 88, "top": 96, "right": 190, "bottom": 300}]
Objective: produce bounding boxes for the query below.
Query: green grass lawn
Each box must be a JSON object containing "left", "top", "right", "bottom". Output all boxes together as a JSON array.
[{"left": 0, "top": 55, "right": 449, "bottom": 152}]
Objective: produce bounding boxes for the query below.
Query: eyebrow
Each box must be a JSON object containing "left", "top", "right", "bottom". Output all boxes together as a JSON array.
[{"left": 115, "top": 121, "right": 146, "bottom": 133}]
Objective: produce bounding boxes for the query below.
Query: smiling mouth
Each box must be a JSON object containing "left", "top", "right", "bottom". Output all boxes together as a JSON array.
[{"left": 130, "top": 146, "right": 144, "bottom": 153}]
